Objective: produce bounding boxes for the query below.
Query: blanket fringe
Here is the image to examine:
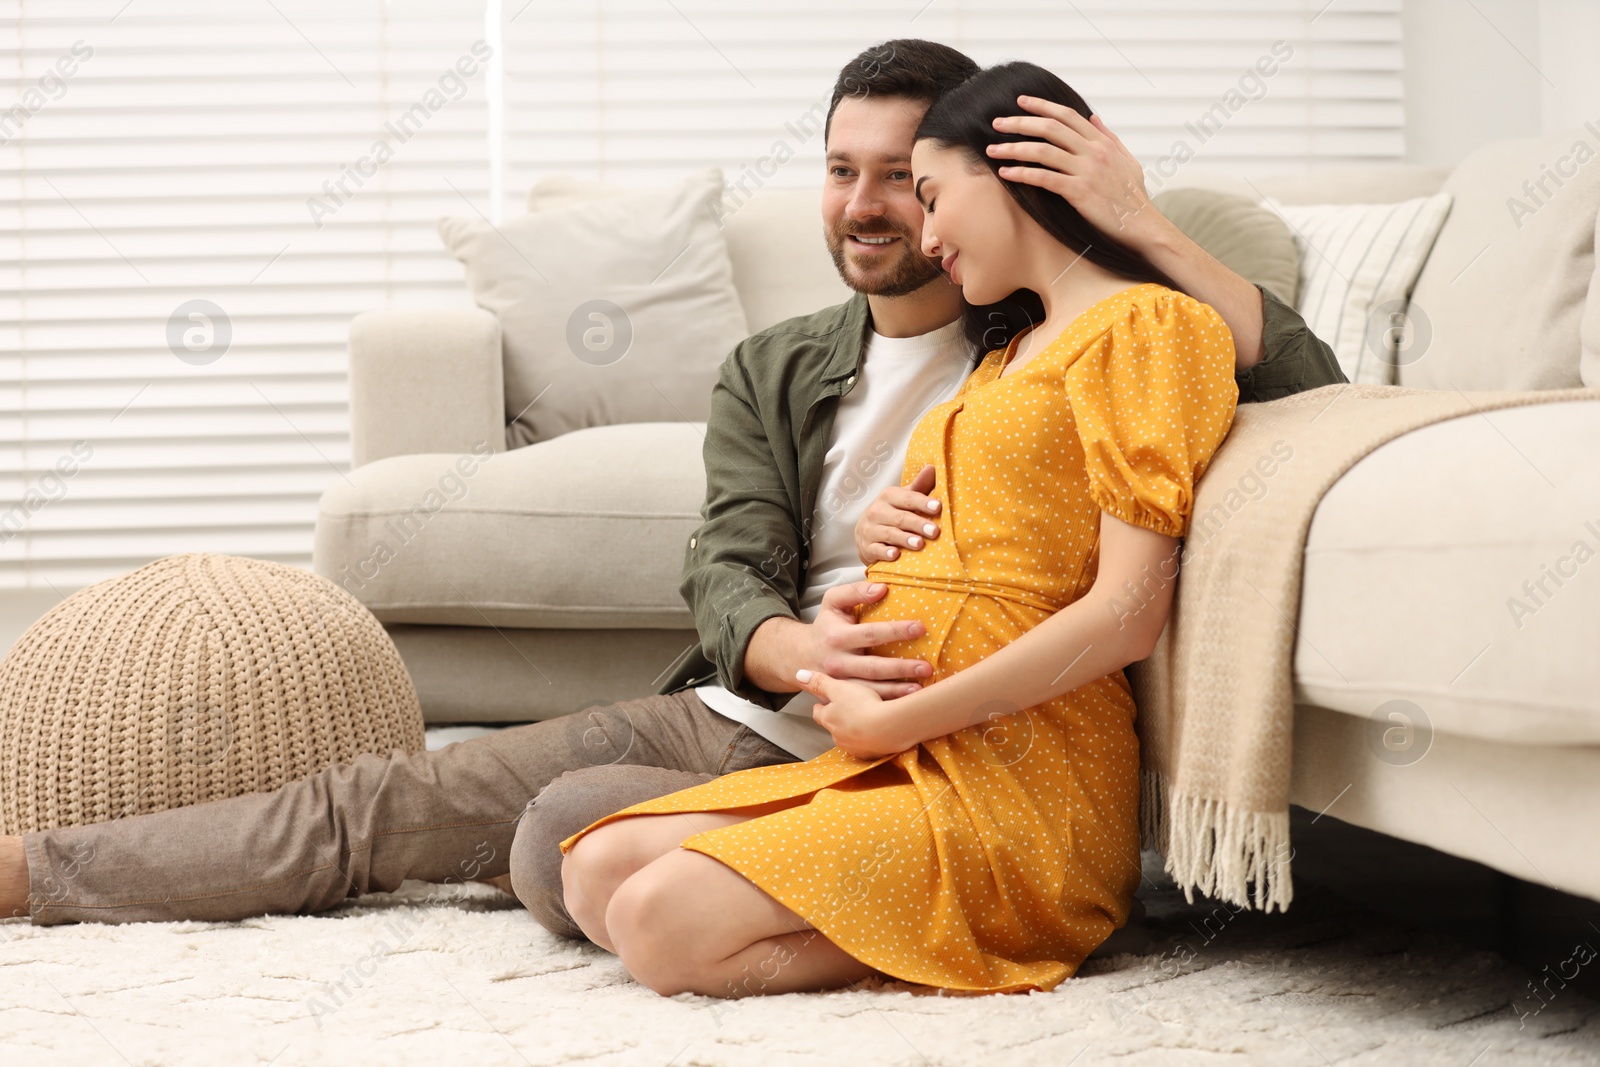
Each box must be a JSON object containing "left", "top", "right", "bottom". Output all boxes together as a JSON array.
[{"left": 1139, "top": 768, "right": 1293, "bottom": 914}]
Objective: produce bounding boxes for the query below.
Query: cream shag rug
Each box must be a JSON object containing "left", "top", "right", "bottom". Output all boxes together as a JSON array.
[{"left": 3, "top": 852, "right": 1598, "bottom": 1066}]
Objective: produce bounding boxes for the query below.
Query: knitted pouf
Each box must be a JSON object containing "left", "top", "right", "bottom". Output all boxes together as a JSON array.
[{"left": 0, "top": 553, "right": 425, "bottom": 835}]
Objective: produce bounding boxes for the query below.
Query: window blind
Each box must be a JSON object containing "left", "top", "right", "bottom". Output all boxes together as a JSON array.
[
  {"left": 1, "top": 0, "right": 490, "bottom": 589},
  {"left": 502, "top": 0, "right": 1406, "bottom": 194},
  {"left": 3, "top": 0, "right": 1404, "bottom": 590}
]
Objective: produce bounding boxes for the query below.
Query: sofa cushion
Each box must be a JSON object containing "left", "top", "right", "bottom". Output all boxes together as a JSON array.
[
  {"left": 1151, "top": 187, "right": 1301, "bottom": 306},
  {"left": 1294, "top": 399, "right": 1600, "bottom": 744},
  {"left": 1401, "top": 126, "right": 1600, "bottom": 392},
  {"left": 528, "top": 178, "right": 852, "bottom": 336},
  {"left": 1265, "top": 193, "right": 1453, "bottom": 386},
  {"left": 719, "top": 187, "right": 857, "bottom": 335},
  {"left": 440, "top": 167, "right": 750, "bottom": 448},
  {"left": 312, "top": 423, "right": 705, "bottom": 628},
  {"left": 525, "top": 172, "right": 626, "bottom": 212}
]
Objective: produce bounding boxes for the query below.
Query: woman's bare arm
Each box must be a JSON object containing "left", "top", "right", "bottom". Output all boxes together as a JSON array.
[{"left": 878, "top": 512, "right": 1180, "bottom": 749}]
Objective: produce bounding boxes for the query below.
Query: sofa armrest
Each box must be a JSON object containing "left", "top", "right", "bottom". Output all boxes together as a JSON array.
[{"left": 347, "top": 308, "right": 505, "bottom": 467}]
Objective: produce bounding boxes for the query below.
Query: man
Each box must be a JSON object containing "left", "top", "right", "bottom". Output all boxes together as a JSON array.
[{"left": 0, "top": 39, "right": 1344, "bottom": 933}]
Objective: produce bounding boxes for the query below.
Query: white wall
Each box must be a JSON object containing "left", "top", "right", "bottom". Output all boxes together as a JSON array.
[
  {"left": 1402, "top": 0, "right": 1600, "bottom": 166},
  {"left": 1539, "top": 0, "right": 1600, "bottom": 135}
]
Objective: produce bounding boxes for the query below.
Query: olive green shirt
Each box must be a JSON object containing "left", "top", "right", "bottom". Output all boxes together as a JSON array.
[{"left": 657, "top": 283, "right": 1346, "bottom": 709}]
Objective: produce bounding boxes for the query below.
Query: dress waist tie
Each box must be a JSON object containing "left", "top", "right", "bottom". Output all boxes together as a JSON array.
[{"left": 871, "top": 572, "right": 1066, "bottom": 615}]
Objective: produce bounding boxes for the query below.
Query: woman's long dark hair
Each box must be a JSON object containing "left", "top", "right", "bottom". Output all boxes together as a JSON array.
[{"left": 913, "top": 61, "right": 1181, "bottom": 354}]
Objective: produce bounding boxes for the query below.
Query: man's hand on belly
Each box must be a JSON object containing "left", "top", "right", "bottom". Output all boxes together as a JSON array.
[{"left": 742, "top": 581, "right": 934, "bottom": 699}]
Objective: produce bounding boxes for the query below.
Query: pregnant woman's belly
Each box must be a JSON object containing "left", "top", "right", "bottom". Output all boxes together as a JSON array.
[
  {"left": 855, "top": 578, "right": 1046, "bottom": 683},
  {"left": 853, "top": 570, "right": 1142, "bottom": 893},
  {"left": 854, "top": 568, "right": 1140, "bottom": 766}
]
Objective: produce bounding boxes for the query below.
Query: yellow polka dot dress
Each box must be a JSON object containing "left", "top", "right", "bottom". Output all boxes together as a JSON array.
[{"left": 560, "top": 283, "right": 1240, "bottom": 994}]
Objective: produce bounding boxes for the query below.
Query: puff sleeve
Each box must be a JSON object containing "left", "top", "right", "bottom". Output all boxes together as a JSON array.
[{"left": 1064, "top": 289, "right": 1240, "bottom": 539}]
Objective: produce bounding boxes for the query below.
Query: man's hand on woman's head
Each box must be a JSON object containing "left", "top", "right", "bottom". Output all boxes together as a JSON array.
[
  {"left": 986, "top": 96, "right": 1272, "bottom": 375},
  {"left": 985, "top": 95, "right": 1171, "bottom": 248},
  {"left": 855, "top": 463, "right": 942, "bottom": 566}
]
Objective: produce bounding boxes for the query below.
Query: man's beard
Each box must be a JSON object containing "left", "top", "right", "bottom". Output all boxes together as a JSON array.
[{"left": 825, "top": 221, "right": 945, "bottom": 297}]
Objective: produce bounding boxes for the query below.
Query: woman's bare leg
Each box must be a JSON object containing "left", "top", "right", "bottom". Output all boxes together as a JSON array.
[
  {"left": 561, "top": 796, "right": 805, "bottom": 951},
  {"left": 608, "top": 847, "right": 883, "bottom": 997},
  {"left": 562, "top": 803, "right": 886, "bottom": 997}
]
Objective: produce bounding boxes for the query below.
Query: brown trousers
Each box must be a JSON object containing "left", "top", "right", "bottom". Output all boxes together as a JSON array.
[{"left": 22, "top": 690, "right": 797, "bottom": 937}]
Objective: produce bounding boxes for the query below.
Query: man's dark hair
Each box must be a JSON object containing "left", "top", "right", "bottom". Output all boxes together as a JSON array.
[
  {"left": 825, "top": 39, "right": 980, "bottom": 144},
  {"left": 914, "top": 60, "right": 1180, "bottom": 353}
]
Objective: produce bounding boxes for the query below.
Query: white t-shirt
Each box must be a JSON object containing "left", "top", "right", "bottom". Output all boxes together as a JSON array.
[{"left": 695, "top": 316, "right": 978, "bottom": 758}]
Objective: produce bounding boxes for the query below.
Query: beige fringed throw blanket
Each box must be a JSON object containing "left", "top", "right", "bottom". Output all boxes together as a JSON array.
[{"left": 1127, "top": 380, "right": 1600, "bottom": 913}]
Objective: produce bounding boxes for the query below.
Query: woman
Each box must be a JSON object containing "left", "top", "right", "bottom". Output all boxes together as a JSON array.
[{"left": 556, "top": 61, "right": 1240, "bottom": 998}]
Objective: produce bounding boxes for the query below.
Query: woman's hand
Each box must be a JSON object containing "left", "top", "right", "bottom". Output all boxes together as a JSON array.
[
  {"left": 985, "top": 96, "right": 1168, "bottom": 247},
  {"left": 796, "top": 668, "right": 914, "bottom": 761},
  {"left": 854, "top": 463, "right": 942, "bottom": 566}
]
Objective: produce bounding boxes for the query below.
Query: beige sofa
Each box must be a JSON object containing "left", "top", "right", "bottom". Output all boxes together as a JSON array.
[{"left": 314, "top": 128, "right": 1600, "bottom": 906}]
